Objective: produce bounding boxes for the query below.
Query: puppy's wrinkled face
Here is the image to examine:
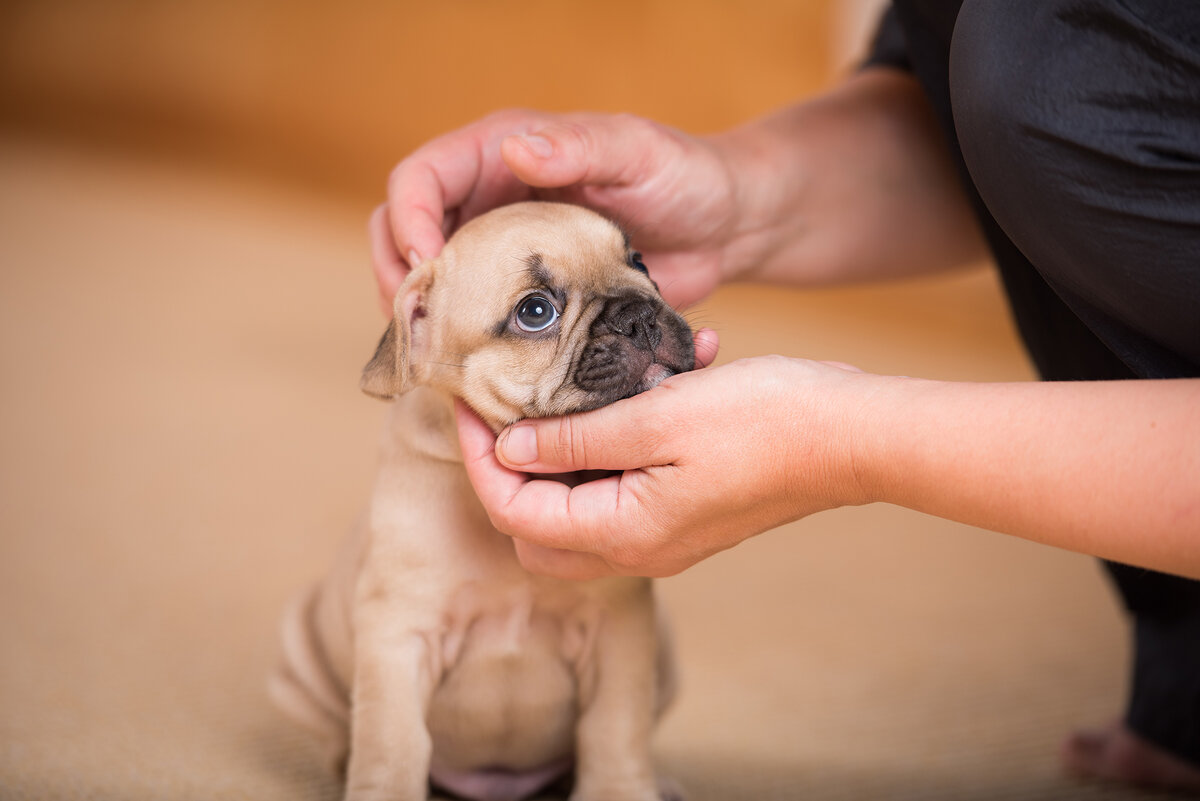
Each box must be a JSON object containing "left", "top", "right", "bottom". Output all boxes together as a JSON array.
[{"left": 362, "top": 202, "right": 695, "bottom": 431}]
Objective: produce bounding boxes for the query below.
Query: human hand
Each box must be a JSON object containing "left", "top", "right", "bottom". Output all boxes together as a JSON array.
[
  {"left": 455, "top": 355, "right": 874, "bottom": 580},
  {"left": 372, "top": 109, "right": 742, "bottom": 314}
]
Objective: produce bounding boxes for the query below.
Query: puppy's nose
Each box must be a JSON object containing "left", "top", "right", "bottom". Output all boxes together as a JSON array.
[{"left": 601, "top": 295, "right": 662, "bottom": 351}]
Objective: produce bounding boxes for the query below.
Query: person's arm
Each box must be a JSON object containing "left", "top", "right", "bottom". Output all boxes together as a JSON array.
[
  {"left": 455, "top": 359, "right": 1200, "bottom": 581},
  {"left": 856, "top": 375, "right": 1200, "bottom": 576},
  {"left": 716, "top": 67, "right": 988, "bottom": 286},
  {"left": 375, "top": 69, "right": 987, "bottom": 313}
]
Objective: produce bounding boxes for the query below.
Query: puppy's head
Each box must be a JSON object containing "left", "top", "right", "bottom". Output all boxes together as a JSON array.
[{"left": 361, "top": 202, "right": 695, "bottom": 431}]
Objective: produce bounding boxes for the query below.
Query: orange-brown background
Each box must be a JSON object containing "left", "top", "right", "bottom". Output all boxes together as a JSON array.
[
  {"left": 1, "top": 1, "right": 841, "bottom": 199},
  {"left": 0, "top": 3, "right": 1160, "bottom": 800}
]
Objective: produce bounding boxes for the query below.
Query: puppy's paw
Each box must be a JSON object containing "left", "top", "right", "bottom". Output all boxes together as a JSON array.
[{"left": 570, "top": 776, "right": 681, "bottom": 801}]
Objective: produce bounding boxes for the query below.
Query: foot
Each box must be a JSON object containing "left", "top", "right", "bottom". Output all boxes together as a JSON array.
[
  {"left": 656, "top": 775, "right": 686, "bottom": 801},
  {"left": 1061, "top": 721, "right": 1200, "bottom": 793}
]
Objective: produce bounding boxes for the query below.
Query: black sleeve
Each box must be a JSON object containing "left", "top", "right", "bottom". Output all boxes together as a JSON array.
[{"left": 862, "top": 5, "right": 911, "bottom": 71}]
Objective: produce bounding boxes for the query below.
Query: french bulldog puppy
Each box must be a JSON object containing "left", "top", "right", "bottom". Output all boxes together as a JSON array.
[{"left": 269, "top": 202, "right": 695, "bottom": 801}]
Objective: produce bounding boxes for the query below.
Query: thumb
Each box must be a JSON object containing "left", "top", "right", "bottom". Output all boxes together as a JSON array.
[
  {"left": 496, "top": 398, "right": 668, "bottom": 474},
  {"left": 499, "top": 116, "right": 657, "bottom": 190}
]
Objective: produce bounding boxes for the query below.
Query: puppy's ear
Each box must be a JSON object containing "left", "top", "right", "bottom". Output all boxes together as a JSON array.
[{"left": 360, "top": 265, "right": 435, "bottom": 399}]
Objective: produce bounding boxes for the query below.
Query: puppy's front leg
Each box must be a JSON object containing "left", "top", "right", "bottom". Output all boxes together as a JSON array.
[
  {"left": 345, "top": 608, "right": 439, "bottom": 801},
  {"left": 571, "top": 583, "right": 661, "bottom": 801}
]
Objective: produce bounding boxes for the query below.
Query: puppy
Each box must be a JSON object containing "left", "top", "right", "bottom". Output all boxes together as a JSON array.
[{"left": 269, "top": 202, "right": 695, "bottom": 801}]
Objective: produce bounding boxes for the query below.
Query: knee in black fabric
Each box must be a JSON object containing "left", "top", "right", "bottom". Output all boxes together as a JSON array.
[{"left": 948, "top": 0, "right": 1200, "bottom": 373}]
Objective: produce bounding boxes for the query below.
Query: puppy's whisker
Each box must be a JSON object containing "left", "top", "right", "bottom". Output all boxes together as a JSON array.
[
  {"left": 609, "top": 203, "right": 638, "bottom": 236},
  {"left": 610, "top": 202, "right": 647, "bottom": 240},
  {"left": 681, "top": 306, "right": 716, "bottom": 326},
  {"left": 655, "top": 275, "right": 691, "bottom": 306},
  {"left": 624, "top": 219, "right": 652, "bottom": 244}
]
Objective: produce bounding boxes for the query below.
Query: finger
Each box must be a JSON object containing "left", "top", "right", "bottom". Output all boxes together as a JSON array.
[
  {"left": 454, "top": 400, "right": 584, "bottom": 540},
  {"left": 493, "top": 398, "right": 670, "bottom": 473},
  {"left": 506, "top": 474, "right": 673, "bottom": 578},
  {"left": 454, "top": 400, "right": 529, "bottom": 502},
  {"left": 386, "top": 156, "right": 450, "bottom": 269},
  {"left": 369, "top": 204, "right": 408, "bottom": 317},
  {"left": 499, "top": 114, "right": 663, "bottom": 192},
  {"left": 493, "top": 472, "right": 633, "bottom": 556},
  {"left": 457, "top": 402, "right": 652, "bottom": 570},
  {"left": 454, "top": 403, "right": 626, "bottom": 532},
  {"left": 693, "top": 327, "right": 719, "bottom": 369},
  {"left": 388, "top": 114, "right": 544, "bottom": 265},
  {"left": 511, "top": 540, "right": 617, "bottom": 581}
]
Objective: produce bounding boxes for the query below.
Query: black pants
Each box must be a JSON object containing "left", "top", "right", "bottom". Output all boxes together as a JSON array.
[
  {"left": 946, "top": 1, "right": 1200, "bottom": 765},
  {"left": 1104, "top": 563, "right": 1200, "bottom": 764}
]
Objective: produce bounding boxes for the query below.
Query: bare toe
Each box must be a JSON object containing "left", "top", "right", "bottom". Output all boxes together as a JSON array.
[
  {"left": 1061, "top": 721, "right": 1200, "bottom": 793},
  {"left": 656, "top": 775, "right": 686, "bottom": 801}
]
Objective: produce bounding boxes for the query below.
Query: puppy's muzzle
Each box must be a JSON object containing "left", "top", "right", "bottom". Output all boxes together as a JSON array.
[
  {"left": 573, "top": 292, "right": 689, "bottom": 401},
  {"left": 602, "top": 295, "right": 663, "bottom": 351}
]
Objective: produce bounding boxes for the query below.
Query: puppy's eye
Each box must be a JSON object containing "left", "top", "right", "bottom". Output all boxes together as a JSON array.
[
  {"left": 629, "top": 251, "right": 649, "bottom": 275},
  {"left": 515, "top": 295, "right": 559, "bottom": 333}
]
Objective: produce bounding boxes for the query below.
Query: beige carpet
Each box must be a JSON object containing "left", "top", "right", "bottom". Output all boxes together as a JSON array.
[{"left": 0, "top": 136, "right": 1178, "bottom": 800}]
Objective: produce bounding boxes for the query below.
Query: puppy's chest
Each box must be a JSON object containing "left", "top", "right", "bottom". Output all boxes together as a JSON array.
[
  {"left": 438, "top": 582, "right": 600, "bottom": 675},
  {"left": 422, "top": 583, "right": 600, "bottom": 771}
]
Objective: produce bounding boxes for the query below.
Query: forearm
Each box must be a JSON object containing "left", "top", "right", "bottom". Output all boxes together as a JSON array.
[
  {"left": 711, "top": 68, "right": 987, "bottom": 286},
  {"left": 847, "top": 376, "right": 1200, "bottom": 577}
]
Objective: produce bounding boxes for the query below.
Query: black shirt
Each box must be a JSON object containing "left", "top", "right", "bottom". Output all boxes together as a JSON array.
[{"left": 867, "top": 1, "right": 1200, "bottom": 380}]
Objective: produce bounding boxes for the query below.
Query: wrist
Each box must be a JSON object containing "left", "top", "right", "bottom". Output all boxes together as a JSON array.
[
  {"left": 835, "top": 373, "right": 919, "bottom": 509},
  {"left": 703, "top": 123, "right": 802, "bottom": 284},
  {"left": 817, "top": 370, "right": 903, "bottom": 511},
  {"left": 763, "top": 359, "right": 901, "bottom": 513}
]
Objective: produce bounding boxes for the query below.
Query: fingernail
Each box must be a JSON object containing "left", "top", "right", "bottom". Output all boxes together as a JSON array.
[
  {"left": 407, "top": 249, "right": 423, "bottom": 268},
  {"left": 518, "top": 134, "right": 554, "bottom": 159},
  {"left": 500, "top": 425, "right": 538, "bottom": 465}
]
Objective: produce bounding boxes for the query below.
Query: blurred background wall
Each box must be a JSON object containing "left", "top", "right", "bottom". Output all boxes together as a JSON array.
[{"left": 0, "top": 0, "right": 886, "bottom": 202}]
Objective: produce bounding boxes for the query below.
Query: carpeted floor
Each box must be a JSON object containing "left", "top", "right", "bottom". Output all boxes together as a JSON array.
[{"left": 0, "top": 136, "right": 1179, "bottom": 800}]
